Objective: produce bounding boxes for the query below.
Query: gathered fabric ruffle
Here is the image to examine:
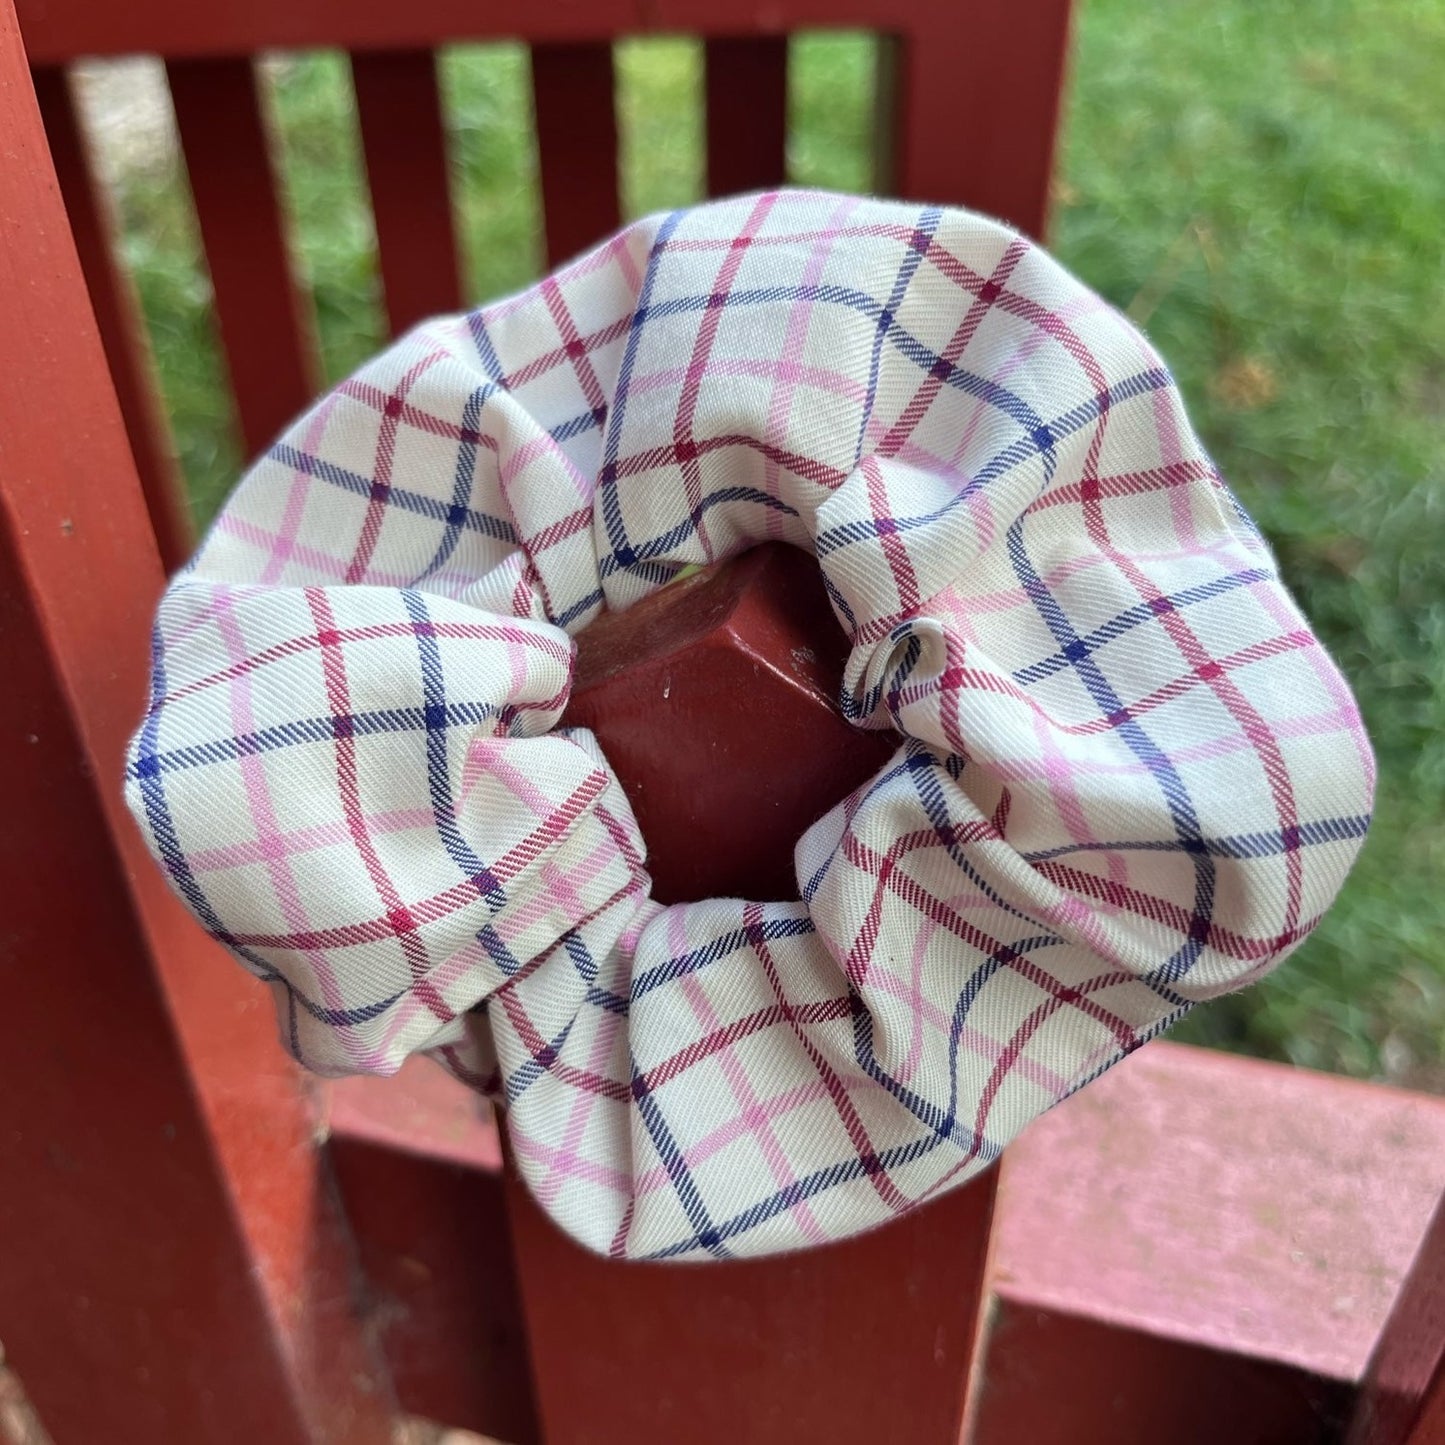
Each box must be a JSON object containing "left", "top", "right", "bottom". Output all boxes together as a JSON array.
[{"left": 126, "top": 191, "right": 1372, "bottom": 1260}]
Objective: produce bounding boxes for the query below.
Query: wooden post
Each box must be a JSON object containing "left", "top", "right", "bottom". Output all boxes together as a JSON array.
[
  {"left": 887, "top": 0, "right": 1074, "bottom": 239},
  {"left": 0, "top": 11, "right": 393, "bottom": 1440},
  {"left": 499, "top": 545, "right": 999, "bottom": 1444},
  {"left": 531, "top": 43, "right": 621, "bottom": 268},
  {"left": 704, "top": 36, "right": 789, "bottom": 198}
]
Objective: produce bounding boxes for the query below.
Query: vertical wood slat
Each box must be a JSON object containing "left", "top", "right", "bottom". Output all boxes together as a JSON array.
[
  {"left": 350, "top": 48, "right": 464, "bottom": 337},
  {"left": 0, "top": 7, "right": 395, "bottom": 1438},
  {"left": 1, "top": 482, "right": 368, "bottom": 1445},
  {"left": 530, "top": 42, "right": 620, "bottom": 269},
  {"left": 704, "top": 36, "right": 788, "bottom": 198},
  {"left": 166, "top": 56, "right": 318, "bottom": 459},
  {"left": 31, "top": 65, "right": 193, "bottom": 570},
  {"left": 1348, "top": 1188, "right": 1445, "bottom": 1445},
  {"left": 869, "top": 33, "right": 901, "bottom": 197},
  {"left": 887, "top": 0, "right": 1074, "bottom": 240}
]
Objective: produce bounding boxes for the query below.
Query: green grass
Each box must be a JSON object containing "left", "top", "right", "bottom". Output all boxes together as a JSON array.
[{"left": 102, "top": 2, "right": 1445, "bottom": 1085}]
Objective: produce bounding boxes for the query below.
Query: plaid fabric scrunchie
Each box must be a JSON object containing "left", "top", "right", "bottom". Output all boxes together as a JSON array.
[{"left": 126, "top": 191, "right": 1372, "bottom": 1261}]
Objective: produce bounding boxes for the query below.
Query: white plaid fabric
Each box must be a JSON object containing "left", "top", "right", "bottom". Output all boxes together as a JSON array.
[{"left": 126, "top": 192, "right": 1372, "bottom": 1259}]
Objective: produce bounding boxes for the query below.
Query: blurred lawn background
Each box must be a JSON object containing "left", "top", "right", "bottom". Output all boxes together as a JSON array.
[{"left": 83, "top": 0, "right": 1444, "bottom": 1086}]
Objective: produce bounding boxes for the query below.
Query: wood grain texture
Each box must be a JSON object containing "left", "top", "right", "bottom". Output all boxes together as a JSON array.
[
  {"left": 704, "top": 35, "right": 788, "bottom": 198},
  {"left": 167, "top": 55, "right": 318, "bottom": 458},
  {"left": 0, "top": 5, "right": 393, "bottom": 1439},
  {"left": 992, "top": 1043, "right": 1445, "bottom": 1384},
  {"left": 1348, "top": 1191, "right": 1445, "bottom": 1445},
  {"left": 351, "top": 48, "right": 464, "bottom": 335},
  {"left": 531, "top": 41, "right": 621, "bottom": 268},
  {"left": 31, "top": 65, "right": 193, "bottom": 570}
]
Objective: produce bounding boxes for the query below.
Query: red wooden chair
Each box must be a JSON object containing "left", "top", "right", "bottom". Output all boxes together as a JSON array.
[{"left": 1, "top": 0, "right": 1441, "bottom": 1440}]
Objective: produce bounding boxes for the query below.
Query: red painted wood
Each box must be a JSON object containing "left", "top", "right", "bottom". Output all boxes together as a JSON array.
[
  {"left": 16, "top": 0, "right": 1083, "bottom": 67},
  {"left": 561, "top": 544, "right": 897, "bottom": 903},
  {"left": 167, "top": 56, "right": 319, "bottom": 458},
  {"left": 531, "top": 42, "right": 621, "bottom": 268},
  {"left": 506, "top": 1155, "right": 995, "bottom": 1445},
  {"left": 888, "top": 0, "right": 1074, "bottom": 238},
  {"left": 977, "top": 1044, "right": 1445, "bottom": 1443},
  {"left": 329, "top": 1064, "right": 504, "bottom": 1172},
  {"left": 350, "top": 48, "right": 464, "bottom": 336},
  {"left": 1411, "top": 1370, "right": 1445, "bottom": 1445},
  {"left": 328, "top": 1129, "right": 540, "bottom": 1443},
  {"left": 0, "top": 7, "right": 393, "bottom": 1439},
  {"left": 12, "top": 3, "right": 1078, "bottom": 1435},
  {"left": 704, "top": 35, "right": 789, "bottom": 198},
  {"left": 992, "top": 1044, "right": 1445, "bottom": 1387},
  {"left": 15, "top": 0, "right": 879, "bottom": 64},
  {"left": 1349, "top": 1191, "right": 1445, "bottom": 1445},
  {"left": 975, "top": 1304, "right": 1351, "bottom": 1445},
  {"left": 17, "top": 0, "right": 1075, "bottom": 237},
  {"left": 0, "top": 507, "right": 363, "bottom": 1445},
  {"left": 18, "top": 0, "right": 1074, "bottom": 240},
  {"left": 16, "top": 0, "right": 640, "bottom": 63},
  {"left": 31, "top": 65, "right": 193, "bottom": 570},
  {"left": 503, "top": 543, "right": 996, "bottom": 1444},
  {"left": 327, "top": 1067, "right": 536, "bottom": 1436}
]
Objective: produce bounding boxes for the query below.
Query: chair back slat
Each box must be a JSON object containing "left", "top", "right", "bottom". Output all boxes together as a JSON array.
[
  {"left": 889, "top": 0, "right": 1072, "bottom": 240},
  {"left": 703, "top": 36, "right": 788, "bottom": 197},
  {"left": 167, "top": 56, "right": 318, "bottom": 459},
  {"left": 31, "top": 65, "right": 193, "bottom": 568},
  {"left": 530, "top": 42, "right": 621, "bottom": 269},
  {"left": 350, "top": 48, "right": 463, "bottom": 337}
]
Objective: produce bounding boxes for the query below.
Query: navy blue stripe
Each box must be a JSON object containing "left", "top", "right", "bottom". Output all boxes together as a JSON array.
[
  {"left": 127, "top": 699, "right": 503, "bottom": 778},
  {"left": 417, "top": 384, "right": 498, "bottom": 581},
  {"left": 401, "top": 589, "right": 511, "bottom": 917},
  {"left": 269, "top": 442, "right": 516, "bottom": 545},
  {"left": 629, "top": 1062, "right": 732, "bottom": 1259},
  {"left": 853, "top": 209, "right": 943, "bottom": 466},
  {"left": 130, "top": 623, "right": 410, "bottom": 1047},
  {"left": 1005, "top": 508, "right": 1217, "bottom": 985},
  {"left": 813, "top": 369, "right": 1173, "bottom": 563},
  {"left": 630, "top": 914, "right": 816, "bottom": 999},
  {"left": 596, "top": 211, "right": 686, "bottom": 575},
  {"left": 1013, "top": 567, "right": 1275, "bottom": 685}
]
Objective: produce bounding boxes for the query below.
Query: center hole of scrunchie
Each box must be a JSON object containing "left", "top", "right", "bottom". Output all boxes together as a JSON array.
[{"left": 558, "top": 543, "right": 899, "bottom": 906}]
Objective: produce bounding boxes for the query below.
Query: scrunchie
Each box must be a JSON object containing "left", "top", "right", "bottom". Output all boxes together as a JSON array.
[{"left": 126, "top": 191, "right": 1373, "bottom": 1261}]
